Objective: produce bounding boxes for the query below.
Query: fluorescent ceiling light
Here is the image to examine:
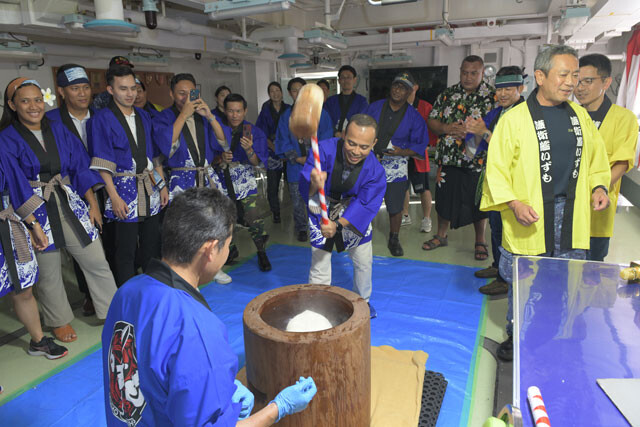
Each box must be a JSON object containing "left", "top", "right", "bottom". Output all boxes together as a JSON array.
[
  {"left": 278, "top": 52, "right": 306, "bottom": 59},
  {"left": 129, "top": 53, "right": 169, "bottom": 67},
  {"left": 225, "top": 40, "right": 263, "bottom": 56},
  {"left": 368, "top": 54, "right": 413, "bottom": 67},
  {"left": 367, "top": 0, "right": 417, "bottom": 4},
  {"left": 290, "top": 62, "right": 313, "bottom": 69},
  {"left": 0, "top": 45, "right": 44, "bottom": 61},
  {"left": 555, "top": 5, "right": 590, "bottom": 37},
  {"left": 206, "top": 0, "right": 294, "bottom": 21},
  {"left": 304, "top": 29, "right": 347, "bottom": 50},
  {"left": 211, "top": 60, "right": 243, "bottom": 73}
]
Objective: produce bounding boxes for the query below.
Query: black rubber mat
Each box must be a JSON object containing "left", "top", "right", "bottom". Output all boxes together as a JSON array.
[{"left": 418, "top": 370, "right": 448, "bottom": 427}]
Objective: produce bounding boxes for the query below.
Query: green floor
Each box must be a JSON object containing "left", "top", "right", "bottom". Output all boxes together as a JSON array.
[{"left": 1, "top": 188, "right": 639, "bottom": 426}]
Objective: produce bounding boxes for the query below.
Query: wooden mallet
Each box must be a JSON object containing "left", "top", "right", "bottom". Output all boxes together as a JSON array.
[{"left": 289, "top": 83, "right": 329, "bottom": 225}]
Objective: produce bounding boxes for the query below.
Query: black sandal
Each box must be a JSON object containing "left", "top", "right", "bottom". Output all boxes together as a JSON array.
[
  {"left": 422, "top": 235, "right": 448, "bottom": 251},
  {"left": 474, "top": 243, "right": 489, "bottom": 261}
]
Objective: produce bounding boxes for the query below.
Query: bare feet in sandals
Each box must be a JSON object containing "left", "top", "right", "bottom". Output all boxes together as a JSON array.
[
  {"left": 53, "top": 324, "right": 77, "bottom": 343},
  {"left": 475, "top": 242, "right": 489, "bottom": 261},
  {"left": 422, "top": 235, "right": 448, "bottom": 251}
]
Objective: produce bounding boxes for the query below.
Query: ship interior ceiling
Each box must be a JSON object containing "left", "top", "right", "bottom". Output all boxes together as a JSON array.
[{"left": 0, "top": 0, "right": 640, "bottom": 426}]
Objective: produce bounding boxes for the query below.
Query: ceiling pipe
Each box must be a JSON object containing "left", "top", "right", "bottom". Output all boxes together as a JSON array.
[
  {"left": 325, "top": 0, "right": 331, "bottom": 27},
  {"left": 442, "top": 0, "right": 449, "bottom": 26},
  {"left": 241, "top": 17, "right": 247, "bottom": 40},
  {"left": 330, "top": 0, "right": 347, "bottom": 23},
  {"left": 122, "top": 9, "right": 233, "bottom": 38}
]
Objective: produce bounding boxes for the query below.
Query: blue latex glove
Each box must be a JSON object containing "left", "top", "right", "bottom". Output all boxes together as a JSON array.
[
  {"left": 270, "top": 376, "right": 317, "bottom": 422},
  {"left": 232, "top": 379, "right": 254, "bottom": 420}
]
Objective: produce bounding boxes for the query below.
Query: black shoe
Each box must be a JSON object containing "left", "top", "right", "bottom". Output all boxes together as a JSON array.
[
  {"left": 257, "top": 251, "right": 272, "bottom": 272},
  {"left": 225, "top": 245, "right": 239, "bottom": 265},
  {"left": 28, "top": 336, "right": 68, "bottom": 360},
  {"left": 273, "top": 212, "right": 281, "bottom": 223},
  {"left": 82, "top": 298, "right": 95, "bottom": 317},
  {"left": 474, "top": 266, "right": 498, "bottom": 279},
  {"left": 387, "top": 236, "right": 404, "bottom": 257},
  {"left": 297, "top": 231, "right": 307, "bottom": 242},
  {"left": 497, "top": 336, "right": 513, "bottom": 362}
]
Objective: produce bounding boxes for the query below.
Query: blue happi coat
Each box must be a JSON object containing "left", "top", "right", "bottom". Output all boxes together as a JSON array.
[
  {"left": 152, "top": 107, "right": 223, "bottom": 201},
  {"left": 275, "top": 107, "right": 333, "bottom": 183},
  {"left": 88, "top": 104, "right": 161, "bottom": 222},
  {"left": 211, "top": 121, "right": 269, "bottom": 200},
  {"left": 102, "top": 260, "right": 241, "bottom": 426},
  {"left": 0, "top": 119, "right": 102, "bottom": 252},
  {"left": 299, "top": 137, "right": 386, "bottom": 251},
  {"left": 0, "top": 150, "right": 43, "bottom": 297},
  {"left": 324, "top": 93, "right": 368, "bottom": 133},
  {"left": 255, "top": 100, "right": 290, "bottom": 171},
  {"left": 365, "top": 100, "right": 429, "bottom": 183},
  {"left": 45, "top": 105, "right": 94, "bottom": 150}
]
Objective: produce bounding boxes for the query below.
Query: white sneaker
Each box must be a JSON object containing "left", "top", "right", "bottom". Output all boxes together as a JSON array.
[
  {"left": 401, "top": 214, "right": 412, "bottom": 226},
  {"left": 214, "top": 270, "right": 232, "bottom": 285},
  {"left": 420, "top": 217, "right": 432, "bottom": 233}
]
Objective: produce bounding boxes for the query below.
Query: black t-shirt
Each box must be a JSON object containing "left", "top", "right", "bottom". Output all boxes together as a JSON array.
[
  {"left": 339, "top": 93, "right": 355, "bottom": 113},
  {"left": 377, "top": 103, "right": 407, "bottom": 149},
  {"left": 542, "top": 104, "right": 575, "bottom": 197}
]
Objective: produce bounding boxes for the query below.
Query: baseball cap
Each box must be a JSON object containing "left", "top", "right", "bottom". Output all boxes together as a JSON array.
[
  {"left": 109, "top": 56, "right": 134, "bottom": 68},
  {"left": 392, "top": 72, "right": 415, "bottom": 90}
]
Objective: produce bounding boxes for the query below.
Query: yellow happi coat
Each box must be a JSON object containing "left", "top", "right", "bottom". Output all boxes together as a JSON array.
[
  {"left": 590, "top": 103, "right": 638, "bottom": 237},
  {"left": 480, "top": 100, "right": 610, "bottom": 255}
]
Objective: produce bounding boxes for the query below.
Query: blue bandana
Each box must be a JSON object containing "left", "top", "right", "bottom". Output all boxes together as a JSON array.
[{"left": 57, "top": 67, "right": 89, "bottom": 87}]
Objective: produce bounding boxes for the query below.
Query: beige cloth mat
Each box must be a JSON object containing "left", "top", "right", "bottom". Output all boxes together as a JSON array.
[
  {"left": 236, "top": 345, "right": 429, "bottom": 426},
  {"left": 371, "top": 345, "right": 429, "bottom": 427}
]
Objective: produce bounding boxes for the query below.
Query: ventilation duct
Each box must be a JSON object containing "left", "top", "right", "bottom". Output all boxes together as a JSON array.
[
  {"left": 279, "top": 37, "right": 305, "bottom": 59},
  {"left": 84, "top": 0, "right": 139, "bottom": 33}
]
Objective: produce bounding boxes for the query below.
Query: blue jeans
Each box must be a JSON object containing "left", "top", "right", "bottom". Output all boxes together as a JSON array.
[
  {"left": 587, "top": 237, "right": 610, "bottom": 262},
  {"left": 501, "top": 197, "right": 587, "bottom": 336},
  {"left": 489, "top": 211, "right": 504, "bottom": 281},
  {"left": 287, "top": 182, "right": 308, "bottom": 233}
]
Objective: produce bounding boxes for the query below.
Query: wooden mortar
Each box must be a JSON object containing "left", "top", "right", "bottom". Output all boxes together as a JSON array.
[{"left": 243, "top": 284, "right": 371, "bottom": 426}]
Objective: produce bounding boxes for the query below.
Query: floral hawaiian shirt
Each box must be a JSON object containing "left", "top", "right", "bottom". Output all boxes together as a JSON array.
[{"left": 429, "top": 81, "right": 496, "bottom": 171}]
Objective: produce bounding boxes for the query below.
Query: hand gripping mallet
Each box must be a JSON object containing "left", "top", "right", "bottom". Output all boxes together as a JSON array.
[{"left": 289, "top": 84, "right": 329, "bottom": 225}]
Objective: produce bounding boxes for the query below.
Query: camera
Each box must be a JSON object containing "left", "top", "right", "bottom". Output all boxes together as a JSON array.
[{"left": 195, "top": 52, "right": 202, "bottom": 60}]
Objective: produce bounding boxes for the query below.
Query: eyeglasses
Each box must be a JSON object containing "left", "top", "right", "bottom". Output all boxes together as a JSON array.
[{"left": 577, "top": 77, "right": 605, "bottom": 87}]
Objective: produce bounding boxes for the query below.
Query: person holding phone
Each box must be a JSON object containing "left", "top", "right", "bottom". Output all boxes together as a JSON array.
[
  {"left": 152, "top": 73, "right": 232, "bottom": 284},
  {"left": 364, "top": 72, "right": 429, "bottom": 257},
  {"left": 213, "top": 93, "right": 271, "bottom": 272}
]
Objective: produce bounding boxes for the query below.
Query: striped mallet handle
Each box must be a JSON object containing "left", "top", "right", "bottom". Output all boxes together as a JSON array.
[
  {"left": 311, "top": 135, "right": 329, "bottom": 225},
  {"left": 527, "top": 386, "right": 551, "bottom": 427}
]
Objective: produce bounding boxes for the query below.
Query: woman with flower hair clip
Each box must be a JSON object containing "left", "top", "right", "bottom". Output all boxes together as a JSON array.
[{"left": 0, "top": 78, "right": 117, "bottom": 343}]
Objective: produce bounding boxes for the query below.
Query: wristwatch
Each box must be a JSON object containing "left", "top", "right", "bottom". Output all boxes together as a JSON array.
[
  {"left": 24, "top": 218, "right": 39, "bottom": 230},
  {"left": 334, "top": 220, "right": 343, "bottom": 233},
  {"left": 482, "top": 130, "right": 491, "bottom": 141},
  {"left": 592, "top": 185, "right": 608, "bottom": 195}
]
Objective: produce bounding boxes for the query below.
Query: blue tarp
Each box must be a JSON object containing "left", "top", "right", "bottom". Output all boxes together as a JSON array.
[{"left": 0, "top": 244, "right": 486, "bottom": 426}]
